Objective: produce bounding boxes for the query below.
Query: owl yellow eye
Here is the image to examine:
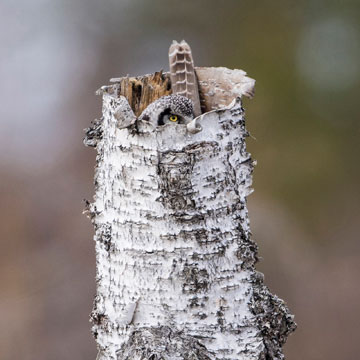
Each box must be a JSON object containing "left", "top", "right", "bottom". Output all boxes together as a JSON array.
[{"left": 169, "top": 115, "right": 178, "bottom": 122}]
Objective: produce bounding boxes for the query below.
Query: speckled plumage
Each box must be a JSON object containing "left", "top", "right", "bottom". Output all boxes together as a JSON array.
[{"left": 139, "top": 94, "right": 194, "bottom": 126}]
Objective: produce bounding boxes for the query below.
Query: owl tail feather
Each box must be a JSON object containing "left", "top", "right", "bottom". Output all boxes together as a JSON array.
[{"left": 169, "top": 40, "right": 202, "bottom": 117}]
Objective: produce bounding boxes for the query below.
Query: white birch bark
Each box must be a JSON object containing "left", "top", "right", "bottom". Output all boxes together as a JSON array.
[{"left": 85, "top": 69, "right": 295, "bottom": 360}]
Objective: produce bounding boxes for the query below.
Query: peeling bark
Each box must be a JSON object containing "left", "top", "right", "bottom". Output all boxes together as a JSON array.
[{"left": 85, "top": 68, "right": 295, "bottom": 360}]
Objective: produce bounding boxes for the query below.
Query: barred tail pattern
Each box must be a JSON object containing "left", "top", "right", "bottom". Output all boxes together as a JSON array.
[{"left": 168, "top": 40, "right": 202, "bottom": 117}]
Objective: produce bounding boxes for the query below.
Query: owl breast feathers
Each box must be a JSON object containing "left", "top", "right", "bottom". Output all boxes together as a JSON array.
[{"left": 139, "top": 95, "right": 194, "bottom": 126}]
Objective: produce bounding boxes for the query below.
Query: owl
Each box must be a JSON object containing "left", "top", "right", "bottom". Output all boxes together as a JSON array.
[
  {"left": 139, "top": 40, "right": 201, "bottom": 127},
  {"left": 139, "top": 94, "right": 194, "bottom": 126}
]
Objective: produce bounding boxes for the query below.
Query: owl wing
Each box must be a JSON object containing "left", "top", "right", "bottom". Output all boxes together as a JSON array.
[{"left": 169, "top": 40, "right": 201, "bottom": 117}]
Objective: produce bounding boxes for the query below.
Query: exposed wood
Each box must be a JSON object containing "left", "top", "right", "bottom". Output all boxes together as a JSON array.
[{"left": 109, "top": 71, "right": 172, "bottom": 117}]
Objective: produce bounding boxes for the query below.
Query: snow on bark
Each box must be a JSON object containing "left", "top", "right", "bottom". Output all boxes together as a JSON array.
[{"left": 85, "top": 72, "right": 295, "bottom": 360}]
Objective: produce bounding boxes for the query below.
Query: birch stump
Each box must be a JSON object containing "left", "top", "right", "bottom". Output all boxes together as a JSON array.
[{"left": 84, "top": 68, "right": 296, "bottom": 360}]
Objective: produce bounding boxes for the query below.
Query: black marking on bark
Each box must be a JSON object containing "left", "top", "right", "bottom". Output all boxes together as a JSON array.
[
  {"left": 98, "top": 223, "right": 113, "bottom": 252},
  {"left": 84, "top": 118, "right": 103, "bottom": 147},
  {"left": 157, "top": 150, "right": 196, "bottom": 214},
  {"left": 90, "top": 295, "right": 110, "bottom": 340},
  {"left": 181, "top": 264, "right": 210, "bottom": 294},
  {"left": 116, "top": 326, "right": 214, "bottom": 360},
  {"left": 250, "top": 274, "right": 297, "bottom": 360}
]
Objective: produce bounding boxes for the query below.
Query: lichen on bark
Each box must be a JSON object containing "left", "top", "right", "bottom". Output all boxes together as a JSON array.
[{"left": 85, "top": 68, "right": 295, "bottom": 360}]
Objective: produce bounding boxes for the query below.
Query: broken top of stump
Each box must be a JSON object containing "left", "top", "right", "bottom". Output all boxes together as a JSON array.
[{"left": 99, "top": 67, "right": 255, "bottom": 117}]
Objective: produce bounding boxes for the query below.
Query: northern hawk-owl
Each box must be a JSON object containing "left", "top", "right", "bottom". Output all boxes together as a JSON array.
[
  {"left": 139, "top": 94, "right": 194, "bottom": 126},
  {"left": 139, "top": 40, "right": 201, "bottom": 126}
]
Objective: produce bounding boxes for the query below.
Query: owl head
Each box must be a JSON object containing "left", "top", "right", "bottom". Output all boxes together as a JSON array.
[{"left": 139, "top": 94, "right": 194, "bottom": 126}]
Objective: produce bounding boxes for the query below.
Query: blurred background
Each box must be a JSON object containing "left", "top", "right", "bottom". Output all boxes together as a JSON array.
[{"left": 1, "top": 1, "right": 359, "bottom": 359}]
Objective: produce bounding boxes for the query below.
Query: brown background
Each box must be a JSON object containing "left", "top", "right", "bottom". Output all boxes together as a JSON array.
[{"left": 1, "top": 1, "right": 359, "bottom": 359}]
